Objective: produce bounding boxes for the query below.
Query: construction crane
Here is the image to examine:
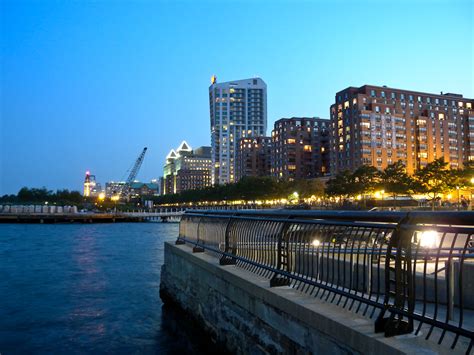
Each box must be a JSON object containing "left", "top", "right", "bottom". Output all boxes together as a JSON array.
[{"left": 115, "top": 147, "right": 148, "bottom": 200}]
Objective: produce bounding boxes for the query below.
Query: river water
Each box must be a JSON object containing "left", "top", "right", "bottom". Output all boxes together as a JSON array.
[{"left": 0, "top": 223, "right": 214, "bottom": 354}]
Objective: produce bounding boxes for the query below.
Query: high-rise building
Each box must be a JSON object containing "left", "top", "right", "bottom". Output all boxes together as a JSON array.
[
  {"left": 83, "top": 171, "right": 97, "bottom": 197},
  {"left": 162, "top": 141, "right": 212, "bottom": 195},
  {"left": 209, "top": 77, "right": 267, "bottom": 185},
  {"left": 272, "top": 117, "right": 330, "bottom": 180},
  {"left": 236, "top": 137, "right": 272, "bottom": 181},
  {"left": 330, "top": 85, "right": 474, "bottom": 175}
]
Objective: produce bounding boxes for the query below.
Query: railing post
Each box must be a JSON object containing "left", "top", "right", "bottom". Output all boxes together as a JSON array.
[
  {"left": 220, "top": 215, "right": 236, "bottom": 265},
  {"left": 447, "top": 258, "right": 454, "bottom": 321},
  {"left": 375, "top": 213, "right": 414, "bottom": 336},
  {"left": 175, "top": 213, "right": 186, "bottom": 245},
  {"left": 270, "top": 217, "right": 292, "bottom": 287},
  {"left": 192, "top": 215, "right": 205, "bottom": 253}
]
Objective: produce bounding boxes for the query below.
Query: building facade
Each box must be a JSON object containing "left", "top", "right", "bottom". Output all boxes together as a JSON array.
[
  {"left": 105, "top": 181, "right": 125, "bottom": 198},
  {"left": 129, "top": 182, "right": 159, "bottom": 198},
  {"left": 330, "top": 85, "right": 474, "bottom": 175},
  {"left": 209, "top": 77, "right": 267, "bottom": 185},
  {"left": 162, "top": 141, "right": 212, "bottom": 195},
  {"left": 236, "top": 137, "right": 272, "bottom": 181},
  {"left": 271, "top": 117, "right": 330, "bottom": 180}
]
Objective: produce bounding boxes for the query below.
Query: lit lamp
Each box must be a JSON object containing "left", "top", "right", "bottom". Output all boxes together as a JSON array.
[{"left": 414, "top": 230, "right": 439, "bottom": 249}]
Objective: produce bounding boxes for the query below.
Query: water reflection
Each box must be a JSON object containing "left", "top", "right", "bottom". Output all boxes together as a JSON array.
[{"left": 0, "top": 223, "right": 215, "bottom": 353}]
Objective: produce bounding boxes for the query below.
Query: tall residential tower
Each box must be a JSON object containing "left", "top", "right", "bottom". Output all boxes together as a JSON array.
[{"left": 209, "top": 77, "right": 267, "bottom": 184}]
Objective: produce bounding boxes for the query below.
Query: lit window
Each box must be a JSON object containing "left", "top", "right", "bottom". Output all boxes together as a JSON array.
[
  {"left": 287, "top": 138, "right": 296, "bottom": 144},
  {"left": 439, "top": 113, "right": 445, "bottom": 120},
  {"left": 344, "top": 101, "right": 349, "bottom": 109}
]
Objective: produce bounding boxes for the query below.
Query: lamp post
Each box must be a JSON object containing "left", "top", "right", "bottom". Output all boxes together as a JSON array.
[
  {"left": 470, "top": 177, "right": 474, "bottom": 211},
  {"left": 456, "top": 186, "right": 460, "bottom": 211}
]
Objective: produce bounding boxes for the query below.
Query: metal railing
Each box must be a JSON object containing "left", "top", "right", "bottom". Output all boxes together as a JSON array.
[{"left": 176, "top": 210, "right": 474, "bottom": 353}]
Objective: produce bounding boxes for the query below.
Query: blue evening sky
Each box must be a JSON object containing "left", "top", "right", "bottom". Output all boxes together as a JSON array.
[{"left": 1, "top": 0, "right": 473, "bottom": 194}]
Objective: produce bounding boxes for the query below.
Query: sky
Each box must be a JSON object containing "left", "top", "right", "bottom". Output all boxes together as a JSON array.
[{"left": 0, "top": 0, "right": 473, "bottom": 195}]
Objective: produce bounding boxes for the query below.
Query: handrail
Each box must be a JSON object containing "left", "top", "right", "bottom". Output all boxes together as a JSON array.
[{"left": 177, "top": 209, "right": 474, "bottom": 353}]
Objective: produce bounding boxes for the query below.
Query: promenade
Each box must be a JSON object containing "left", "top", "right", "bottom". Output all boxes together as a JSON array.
[{"left": 161, "top": 210, "right": 474, "bottom": 354}]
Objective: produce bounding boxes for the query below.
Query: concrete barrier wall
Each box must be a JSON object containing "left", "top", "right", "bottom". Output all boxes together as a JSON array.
[{"left": 160, "top": 242, "right": 453, "bottom": 354}]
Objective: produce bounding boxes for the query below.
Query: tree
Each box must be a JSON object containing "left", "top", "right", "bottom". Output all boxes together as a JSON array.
[
  {"left": 413, "top": 158, "right": 456, "bottom": 210},
  {"left": 325, "top": 170, "right": 357, "bottom": 203},
  {"left": 352, "top": 165, "right": 382, "bottom": 197},
  {"left": 381, "top": 161, "right": 414, "bottom": 203}
]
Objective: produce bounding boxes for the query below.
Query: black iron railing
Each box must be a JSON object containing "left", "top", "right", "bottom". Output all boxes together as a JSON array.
[{"left": 176, "top": 210, "right": 474, "bottom": 353}]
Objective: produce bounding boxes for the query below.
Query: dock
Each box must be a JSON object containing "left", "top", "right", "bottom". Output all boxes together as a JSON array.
[{"left": 0, "top": 211, "right": 184, "bottom": 224}]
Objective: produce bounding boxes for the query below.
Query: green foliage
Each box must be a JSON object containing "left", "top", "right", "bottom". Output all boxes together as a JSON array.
[
  {"left": 0, "top": 187, "right": 85, "bottom": 205},
  {"left": 352, "top": 165, "right": 382, "bottom": 195},
  {"left": 413, "top": 158, "right": 455, "bottom": 196},
  {"left": 381, "top": 161, "right": 414, "bottom": 197},
  {"left": 412, "top": 158, "right": 459, "bottom": 210},
  {"left": 153, "top": 176, "right": 325, "bottom": 204},
  {"left": 325, "top": 170, "right": 356, "bottom": 198}
]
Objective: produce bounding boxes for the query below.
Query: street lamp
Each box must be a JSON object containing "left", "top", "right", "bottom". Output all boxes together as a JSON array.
[
  {"left": 456, "top": 186, "right": 460, "bottom": 210},
  {"left": 416, "top": 230, "right": 439, "bottom": 249},
  {"left": 470, "top": 177, "right": 474, "bottom": 211}
]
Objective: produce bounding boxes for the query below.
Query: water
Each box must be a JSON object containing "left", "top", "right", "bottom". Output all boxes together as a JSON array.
[{"left": 0, "top": 223, "right": 213, "bottom": 354}]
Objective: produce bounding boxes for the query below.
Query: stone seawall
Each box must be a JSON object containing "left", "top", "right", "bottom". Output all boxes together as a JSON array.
[{"left": 159, "top": 242, "right": 454, "bottom": 354}]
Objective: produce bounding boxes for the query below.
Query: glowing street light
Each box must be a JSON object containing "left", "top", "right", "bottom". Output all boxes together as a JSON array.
[
  {"left": 98, "top": 192, "right": 105, "bottom": 200},
  {"left": 311, "top": 239, "right": 321, "bottom": 247},
  {"left": 414, "top": 230, "right": 439, "bottom": 249}
]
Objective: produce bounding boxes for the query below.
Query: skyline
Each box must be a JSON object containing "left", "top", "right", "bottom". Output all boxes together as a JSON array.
[{"left": 1, "top": 0, "right": 473, "bottom": 195}]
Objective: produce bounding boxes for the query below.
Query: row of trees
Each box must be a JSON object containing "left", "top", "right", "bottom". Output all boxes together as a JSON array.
[
  {"left": 154, "top": 176, "right": 324, "bottom": 205},
  {"left": 326, "top": 159, "right": 473, "bottom": 209},
  {"left": 0, "top": 187, "right": 84, "bottom": 205},
  {"left": 155, "top": 159, "right": 473, "bottom": 210}
]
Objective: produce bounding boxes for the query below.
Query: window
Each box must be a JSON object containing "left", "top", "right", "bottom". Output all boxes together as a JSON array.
[
  {"left": 287, "top": 138, "right": 296, "bottom": 144},
  {"left": 370, "top": 89, "right": 376, "bottom": 97},
  {"left": 375, "top": 106, "right": 380, "bottom": 113},
  {"left": 391, "top": 92, "right": 396, "bottom": 99},
  {"left": 381, "top": 91, "right": 386, "bottom": 98}
]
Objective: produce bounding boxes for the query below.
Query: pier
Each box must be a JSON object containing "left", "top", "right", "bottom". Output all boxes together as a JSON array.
[
  {"left": 160, "top": 210, "right": 474, "bottom": 354},
  {"left": 0, "top": 209, "right": 185, "bottom": 224}
]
